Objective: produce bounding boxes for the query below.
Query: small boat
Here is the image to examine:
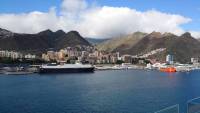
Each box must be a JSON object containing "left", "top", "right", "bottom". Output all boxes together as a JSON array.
[
  {"left": 2, "top": 67, "right": 34, "bottom": 75},
  {"left": 3, "top": 71, "right": 34, "bottom": 75},
  {"left": 160, "top": 67, "right": 176, "bottom": 72}
]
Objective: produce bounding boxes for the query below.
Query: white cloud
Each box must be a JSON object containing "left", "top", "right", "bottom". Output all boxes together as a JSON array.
[
  {"left": 76, "top": 7, "right": 191, "bottom": 38},
  {"left": 61, "top": 0, "right": 87, "bottom": 15},
  {"left": 190, "top": 31, "right": 200, "bottom": 38},
  {"left": 0, "top": 0, "right": 199, "bottom": 38},
  {"left": 0, "top": 7, "right": 59, "bottom": 34}
]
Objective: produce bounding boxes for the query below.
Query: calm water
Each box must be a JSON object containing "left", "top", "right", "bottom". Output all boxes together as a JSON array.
[{"left": 0, "top": 70, "right": 200, "bottom": 113}]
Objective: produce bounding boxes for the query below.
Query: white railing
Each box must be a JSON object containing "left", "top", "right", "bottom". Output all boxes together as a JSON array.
[
  {"left": 155, "top": 104, "right": 179, "bottom": 113},
  {"left": 154, "top": 97, "right": 200, "bottom": 113},
  {"left": 187, "top": 97, "right": 200, "bottom": 113}
]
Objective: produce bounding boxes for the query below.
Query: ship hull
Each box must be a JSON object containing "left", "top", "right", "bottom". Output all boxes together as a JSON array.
[
  {"left": 160, "top": 67, "right": 176, "bottom": 72},
  {"left": 39, "top": 67, "right": 94, "bottom": 74}
]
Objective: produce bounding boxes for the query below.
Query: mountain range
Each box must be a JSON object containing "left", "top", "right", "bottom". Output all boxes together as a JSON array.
[
  {"left": 1, "top": 27, "right": 200, "bottom": 63},
  {"left": 97, "top": 31, "right": 200, "bottom": 63},
  {"left": 0, "top": 28, "right": 91, "bottom": 54}
]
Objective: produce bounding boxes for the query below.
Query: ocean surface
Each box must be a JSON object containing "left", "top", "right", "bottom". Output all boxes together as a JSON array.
[{"left": 0, "top": 70, "right": 200, "bottom": 113}]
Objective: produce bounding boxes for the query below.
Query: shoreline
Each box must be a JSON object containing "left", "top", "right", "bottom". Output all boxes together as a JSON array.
[{"left": 0, "top": 63, "right": 200, "bottom": 75}]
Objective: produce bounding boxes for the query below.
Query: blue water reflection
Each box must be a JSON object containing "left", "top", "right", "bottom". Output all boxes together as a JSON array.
[{"left": 0, "top": 70, "right": 200, "bottom": 113}]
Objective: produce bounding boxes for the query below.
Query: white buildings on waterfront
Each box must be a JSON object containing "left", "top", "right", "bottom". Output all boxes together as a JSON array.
[
  {"left": 0, "top": 50, "right": 36, "bottom": 59},
  {"left": 191, "top": 58, "right": 199, "bottom": 64},
  {"left": 24, "top": 54, "right": 36, "bottom": 59}
]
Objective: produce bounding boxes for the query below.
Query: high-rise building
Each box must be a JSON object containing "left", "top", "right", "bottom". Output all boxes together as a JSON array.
[{"left": 166, "top": 54, "right": 174, "bottom": 64}]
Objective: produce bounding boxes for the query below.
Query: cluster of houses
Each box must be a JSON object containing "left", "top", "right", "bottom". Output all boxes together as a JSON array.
[
  {"left": 139, "top": 48, "right": 166, "bottom": 58},
  {"left": 1, "top": 47, "right": 185, "bottom": 65},
  {"left": 41, "top": 47, "right": 147, "bottom": 64},
  {"left": 0, "top": 50, "right": 36, "bottom": 59}
]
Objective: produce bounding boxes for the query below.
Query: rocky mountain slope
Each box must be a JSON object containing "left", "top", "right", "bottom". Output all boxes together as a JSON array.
[
  {"left": 97, "top": 32, "right": 147, "bottom": 52},
  {"left": 97, "top": 31, "right": 200, "bottom": 63},
  {"left": 0, "top": 28, "right": 91, "bottom": 54}
]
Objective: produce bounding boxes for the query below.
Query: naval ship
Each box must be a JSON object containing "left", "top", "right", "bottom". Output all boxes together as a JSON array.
[{"left": 39, "top": 62, "right": 94, "bottom": 74}]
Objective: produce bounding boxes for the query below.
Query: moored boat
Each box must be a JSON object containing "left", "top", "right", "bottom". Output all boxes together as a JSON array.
[
  {"left": 3, "top": 71, "right": 34, "bottom": 75},
  {"left": 160, "top": 67, "right": 176, "bottom": 72},
  {"left": 2, "top": 67, "right": 34, "bottom": 75},
  {"left": 39, "top": 62, "right": 94, "bottom": 74}
]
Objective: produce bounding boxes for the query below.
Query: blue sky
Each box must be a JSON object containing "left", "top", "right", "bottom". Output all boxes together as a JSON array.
[
  {"left": 0, "top": 0, "right": 61, "bottom": 13},
  {"left": 0, "top": 0, "right": 199, "bottom": 38},
  {"left": 0, "top": 0, "right": 199, "bottom": 31}
]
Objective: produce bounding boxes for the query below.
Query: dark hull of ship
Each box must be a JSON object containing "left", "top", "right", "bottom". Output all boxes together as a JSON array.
[{"left": 39, "top": 67, "right": 95, "bottom": 74}]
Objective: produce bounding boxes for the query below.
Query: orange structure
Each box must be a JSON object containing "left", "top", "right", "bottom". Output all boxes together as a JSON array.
[{"left": 160, "top": 67, "right": 176, "bottom": 72}]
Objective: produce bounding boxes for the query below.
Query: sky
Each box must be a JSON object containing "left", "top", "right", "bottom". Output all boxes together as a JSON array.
[{"left": 0, "top": 0, "right": 200, "bottom": 38}]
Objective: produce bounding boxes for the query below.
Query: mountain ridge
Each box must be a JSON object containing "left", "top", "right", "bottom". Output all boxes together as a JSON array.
[
  {"left": 97, "top": 32, "right": 147, "bottom": 52},
  {"left": 0, "top": 28, "right": 92, "bottom": 54},
  {"left": 97, "top": 31, "right": 200, "bottom": 63}
]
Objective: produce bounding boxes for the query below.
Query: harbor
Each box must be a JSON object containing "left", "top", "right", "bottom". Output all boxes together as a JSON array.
[
  {"left": 0, "top": 69, "right": 200, "bottom": 113},
  {"left": 1, "top": 62, "right": 200, "bottom": 75},
  {"left": 0, "top": 52, "right": 199, "bottom": 75}
]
